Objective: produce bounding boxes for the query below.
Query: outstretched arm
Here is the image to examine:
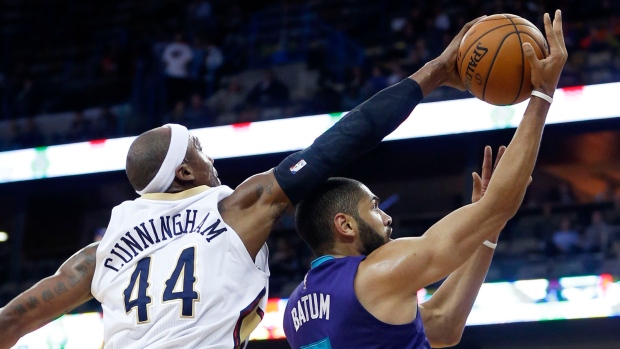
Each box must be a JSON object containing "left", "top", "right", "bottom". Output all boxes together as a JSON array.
[
  {"left": 420, "top": 146, "right": 507, "bottom": 347},
  {"left": 356, "top": 10, "right": 567, "bottom": 345},
  {"left": 221, "top": 16, "right": 486, "bottom": 258},
  {"left": 0, "top": 243, "right": 98, "bottom": 349}
]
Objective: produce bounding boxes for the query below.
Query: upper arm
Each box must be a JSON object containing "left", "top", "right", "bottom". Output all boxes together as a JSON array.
[
  {"left": 359, "top": 199, "right": 507, "bottom": 299},
  {"left": 0, "top": 243, "right": 98, "bottom": 346},
  {"left": 219, "top": 170, "right": 291, "bottom": 258}
]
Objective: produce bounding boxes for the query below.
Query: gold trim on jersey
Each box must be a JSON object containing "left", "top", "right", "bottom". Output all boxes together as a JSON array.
[
  {"left": 239, "top": 310, "right": 263, "bottom": 344},
  {"left": 141, "top": 185, "right": 211, "bottom": 201}
]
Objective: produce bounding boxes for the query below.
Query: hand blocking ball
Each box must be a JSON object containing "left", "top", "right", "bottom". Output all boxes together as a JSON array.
[{"left": 457, "top": 14, "right": 549, "bottom": 106}]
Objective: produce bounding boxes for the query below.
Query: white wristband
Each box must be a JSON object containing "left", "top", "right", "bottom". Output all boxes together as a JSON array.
[
  {"left": 531, "top": 90, "right": 553, "bottom": 104},
  {"left": 483, "top": 240, "right": 497, "bottom": 250}
]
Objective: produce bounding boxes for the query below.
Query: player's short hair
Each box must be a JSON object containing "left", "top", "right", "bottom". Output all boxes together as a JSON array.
[
  {"left": 126, "top": 128, "right": 173, "bottom": 191},
  {"left": 295, "top": 177, "right": 366, "bottom": 255}
]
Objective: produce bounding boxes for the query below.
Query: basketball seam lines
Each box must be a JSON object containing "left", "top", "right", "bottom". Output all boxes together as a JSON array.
[
  {"left": 458, "top": 23, "right": 539, "bottom": 76},
  {"left": 520, "top": 32, "right": 549, "bottom": 57},
  {"left": 481, "top": 32, "right": 515, "bottom": 102},
  {"left": 506, "top": 15, "right": 526, "bottom": 105}
]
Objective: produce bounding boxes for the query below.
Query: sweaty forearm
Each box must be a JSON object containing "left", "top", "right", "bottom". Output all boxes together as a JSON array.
[
  {"left": 482, "top": 98, "right": 550, "bottom": 216},
  {"left": 275, "top": 78, "right": 423, "bottom": 204}
]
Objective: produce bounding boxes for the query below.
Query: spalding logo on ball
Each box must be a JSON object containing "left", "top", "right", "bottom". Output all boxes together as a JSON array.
[{"left": 457, "top": 14, "right": 550, "bottom": 106}]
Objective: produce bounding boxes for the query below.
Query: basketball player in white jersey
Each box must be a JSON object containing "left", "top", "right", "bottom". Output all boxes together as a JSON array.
[{"left": 0, "top": 16, "right": 487, "bottom": 349}]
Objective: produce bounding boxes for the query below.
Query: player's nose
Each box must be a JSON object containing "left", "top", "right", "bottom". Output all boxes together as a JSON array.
[{"left": 383, "top": 212, "right": 392, "bottom": 226}]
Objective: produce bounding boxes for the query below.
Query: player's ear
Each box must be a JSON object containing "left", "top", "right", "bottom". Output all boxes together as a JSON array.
[
  {"left": 334, "top": 213, "right": 357, "bottom": 238},
  {"left": 175, "top": 163, "right": 195, "bottom": 182}
]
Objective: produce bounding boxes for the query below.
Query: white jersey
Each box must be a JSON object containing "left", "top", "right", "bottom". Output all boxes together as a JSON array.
[{"left": 92, "top": 185, "right": 269, "bottom": 349}]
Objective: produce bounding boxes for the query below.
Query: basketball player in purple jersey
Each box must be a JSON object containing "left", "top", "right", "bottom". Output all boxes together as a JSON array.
[
  {"left": 0, "top": 14, "right": 490, "bottom": 349},
  {"left": 284, "top": 10, "right": 567, "bottom": 349}
]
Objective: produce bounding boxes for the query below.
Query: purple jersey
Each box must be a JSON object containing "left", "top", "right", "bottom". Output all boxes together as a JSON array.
[{"left": 283, "top": 255, "right": 431, "bottom": 349}]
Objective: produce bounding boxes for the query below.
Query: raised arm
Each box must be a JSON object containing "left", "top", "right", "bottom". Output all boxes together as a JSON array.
[
  {"left": 0, "top": 243, "right": 98, "bottom": 349},
  {"left": 420, "top": 146, "right": 506, "bottom": 347},
  {"left": 356, "top": 9, "right": 567, "bottom": 334},
  {"left": 220, "top": 16, "right": 485, "bottom": 258}
]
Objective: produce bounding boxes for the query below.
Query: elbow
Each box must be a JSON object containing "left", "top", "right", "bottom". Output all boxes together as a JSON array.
[
  {"left": 442, "top": 328, "right": 464, "bottom": 347},
  {"left": 0, "top": 311, "right": 22, "bottom": 348},
  {"left": 428, "top": 327, "right": 464, "bottom": 348},
  {"left": 423, "top": 308, "right": 464, "bottom": 348}
]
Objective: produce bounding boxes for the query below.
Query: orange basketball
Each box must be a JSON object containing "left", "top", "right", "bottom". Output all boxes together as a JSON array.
[{"left": 457, "top": 14, "right": 549, "bottom": 106}]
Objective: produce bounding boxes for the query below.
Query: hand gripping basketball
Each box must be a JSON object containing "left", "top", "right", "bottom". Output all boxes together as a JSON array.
[
  {"left": 437, "top": 15, "right": 488, "bottom": 91},
  {"left": 523, "top": 10, "right": 568, "bottom": 97}
]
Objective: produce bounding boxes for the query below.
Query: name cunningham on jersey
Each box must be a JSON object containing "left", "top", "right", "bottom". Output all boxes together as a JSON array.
[{"left": 103, "top": 209, "right": 227, "bottom": 272}]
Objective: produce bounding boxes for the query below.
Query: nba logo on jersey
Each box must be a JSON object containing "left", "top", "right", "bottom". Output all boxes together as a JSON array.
[{"left": 290, "top": 159, "right": 307, "bottom": 174}]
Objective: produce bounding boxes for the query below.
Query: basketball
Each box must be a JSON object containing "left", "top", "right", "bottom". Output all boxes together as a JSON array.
[{"left": 457, "top": 14, "right": 549, "bottom": 106}]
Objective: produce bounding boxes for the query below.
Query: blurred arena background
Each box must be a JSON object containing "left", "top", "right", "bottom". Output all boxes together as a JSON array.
[{"left": 1, "top": 0, "right": 620, "bottom": 348}]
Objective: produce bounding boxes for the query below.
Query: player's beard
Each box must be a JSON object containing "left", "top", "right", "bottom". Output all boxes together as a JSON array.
[{"left": 357, "top": 217, "right": 389, "bottom": 255}]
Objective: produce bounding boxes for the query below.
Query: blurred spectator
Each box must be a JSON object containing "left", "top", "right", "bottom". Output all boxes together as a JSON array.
[
  {"left": 595, "top": 182, "right": 617, "bottom": 203},
  {"left": 550, "top": 217, "right": 582, "bottom": 255},
  {"left": 5, "top": 119, "right": 22, "bottom": 150},
  {"left": 269, "top": 237, "right": 302, "bottom": 295},
  {"left": 101, "top": 47, "right": 120, "bottom": 78},
  {"left": 67, "top": 111, "right": 93, "bottom": 143},
  {"left": 162, "top": 34, "right": 194, "bottom": 107},
  {"left": 343, "top": 66, "right": 366, "bottom": 95},
  {"left": 95, "top": 106, "right": 119, "bottom": 139},
  {"left": 386, "top": 62, "right": 406, "bottom": 85},
  {"left": 15, "top": 117, "right": 45, "bottom": 148},
  {"left": 207, "top": 78, "right": 245, "bottom": 124},
  {"left": 186, "top": 0, "right": 215, "bottom": 35},
  {"left": 14, "top": 78, "right": 41, "bottom": 118},
  {"left": 246, "top": 70, "right": 290, "bottom": 108},
  {"left": 605, "top": 195, "right": 620, "bottom": 225},
  {"left": 185, "top": 93, "right": 212, "bottom": 128},
  {"left": 341, "top": 87, "right": 364, "bottom": 112},
  {"left": 164, "top": 101, "right": 188, "bottom": 125},
  {"left": 204, "top": 39, "right": 224, "bottom": 97},
  {"left": 362, "top": 65, "right": 388, "bottom": 98},
  {"left": 432, "top": 7, "right": 452, "bottom": 32},
  {"left": 583, "top": 210, "right": 611, "bottom": 254},
  {"left": 189, "top": 37, "right": 207, "bottom": 94},
  {"left": 93, "top": 228, "right": 106, "bottom": 242},
  {"left": 412, "top": 38, "right": 433, "bottom": 64},
  {"left": 547, "top": 183, "right": 577, "bottom": 205}
]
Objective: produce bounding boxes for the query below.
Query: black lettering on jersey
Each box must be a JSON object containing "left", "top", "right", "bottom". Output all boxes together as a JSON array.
[
  {"left": 200, "top": 218, "right": 227, "bottom": 242},
  {"left": 160, "top": 216, "right": 173, "bottom": 240},
  {"left": 111, "top": 243, "right": 133, "bottom": 263},
  {"left": 104, "top": 258, "right": 121, "bottom": 272},
  {"left": 121, "top": 231, "right": 144, "bottom": 256},
  {"left": 149, "top": 219, "right": 161, "bottom": 243},
  {"left": 134, "top": 222, "right": 155, "bottom": 248},
  {"left": 194, "top": 212, "right": 210, "bottom": 234},
  {"left": 173, "top": 213, "right": 184, "bottom": 236},
  {"left": 185, "top": 210, "right": 198, "bottom": 233}
]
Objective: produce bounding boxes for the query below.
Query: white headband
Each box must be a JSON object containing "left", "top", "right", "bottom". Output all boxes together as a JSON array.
[{"left": 137, "top": 124, "right": 190, "bottom": 195}]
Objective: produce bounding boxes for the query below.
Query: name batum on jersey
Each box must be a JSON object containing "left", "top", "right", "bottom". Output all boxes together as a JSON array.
[
  {"left": 104, "top": 209, "right": 226, "bottom": 272},
  {"left": 290, "top": 292, "right": 331, "bottom": 331}
]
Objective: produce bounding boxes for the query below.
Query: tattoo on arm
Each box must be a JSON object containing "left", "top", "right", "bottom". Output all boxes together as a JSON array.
[
  {"left": 54, "top": 282, "right": 68, "bottom": 295},
  {"left": 42, "top": 290, "right": 54, "bottom": 302},
  {"left": 265, "top": 181, "right": 274, "bottom": 195},
  {"left": 26, "top": 296, "right": 40, "bottom": 309},
  {"left": 68, "top": 275, "right": 80, "bottom": 287},
  {"left": 75, "top": 264, "right": 88, "bottom": 278},
  {"left": 13, "top": 304, "right": 27, "bottom": 316},
  {"left": 84, "top": 253, "right": 96, "bottom": 266},
  {"left": 255, "top": 184, "right": 264, "bottom": 198}
]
